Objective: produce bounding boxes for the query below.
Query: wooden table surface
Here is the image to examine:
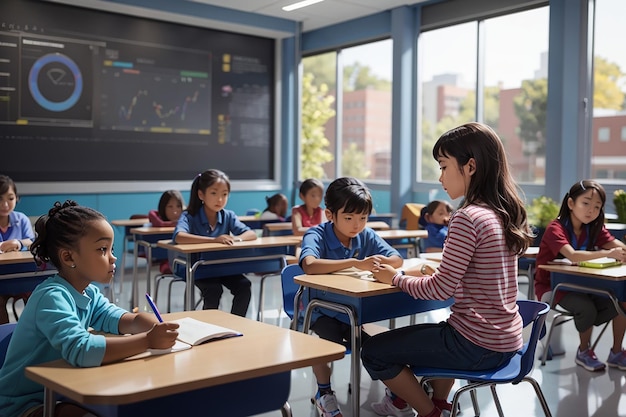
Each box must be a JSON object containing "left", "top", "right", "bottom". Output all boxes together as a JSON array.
[{"left": 25, "top": 310, "right": 345, "bottom": 405}]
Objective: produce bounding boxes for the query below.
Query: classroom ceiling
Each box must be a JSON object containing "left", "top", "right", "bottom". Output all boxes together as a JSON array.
[{"left": 186, "top": 0, "right": 430, "bottom": 32}]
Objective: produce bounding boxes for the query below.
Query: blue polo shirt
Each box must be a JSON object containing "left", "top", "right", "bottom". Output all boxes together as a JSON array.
[
  {"left": 0, "top": 211, "right": 35, "bottom": 250},
  {"left": 299, "top": 222, "right": 401, "bottom": 323},
  {"left": 0, "top": 275, "right": 126, "bottom": 416},
  {"left": 174, "top": 208, "right": 250, "bottom": 239},
  {"left": 423, "top": 223, "right": 448, "bottom": 250}
]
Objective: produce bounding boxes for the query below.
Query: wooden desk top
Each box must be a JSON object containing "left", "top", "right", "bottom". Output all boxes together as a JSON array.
[
  {"left": 130, "top": 226, "right": 175, "bottom": 236},
  {"left": 263, "top": 221, "right": 393, "bottom": 234},
  {"left": 294, "top": 273, "right": 402, "bottom": 297},
  {"left": 366, "top": 221, "right": 390, "bottom": 231},
  {"left": 25, "top": 310, "right": 345, "bottom": 405},
  {"left": 156, "top": 235, "right": 301, "bottom": 254},
  {"left": 110, "top": 218, "right": 149, "bottom": 227},
  {"left": 377, "top": 229, "right": 427, "bottom": 239},
  {"left": 0, "top": 251, "right": 37, "bottom": 265},
  {"left": 538, "top": 263, "right": 626, "bottom": 281}
]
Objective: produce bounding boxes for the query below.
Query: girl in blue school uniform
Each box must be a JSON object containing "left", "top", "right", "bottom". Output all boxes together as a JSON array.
[
  {"left": 173, "top": 169, "right": 257, "bottom": 317},
  {"left": 0, "top": 201, "right": 179, "bottom": 417},
  {"left": 0, "top": 175, "right": 36, "bottom": 325},
  {"left": 299, "top": 177, "right": 403, "bottom": 417}
]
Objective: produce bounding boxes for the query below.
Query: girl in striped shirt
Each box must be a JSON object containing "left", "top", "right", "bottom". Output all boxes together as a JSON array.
[{"left": 362, "top": 122, "right": 534, "bottom": 417}]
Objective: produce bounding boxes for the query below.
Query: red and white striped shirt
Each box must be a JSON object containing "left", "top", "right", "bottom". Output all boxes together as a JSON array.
[{"left": 397, "top": 204, "right": 523, "bottom": 352}]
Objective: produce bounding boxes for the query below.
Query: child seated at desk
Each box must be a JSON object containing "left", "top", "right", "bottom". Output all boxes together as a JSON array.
[
  {"left": 419, "top": 200, "right": 453, "bottom": 253},
  {"left": 291, "top": 178, "right": 326, "bottom": 236},
  {"left": 299, "top": 176, "right": 403, "bottom": 417},
  {"left": 0, "top": 201, "right": 179, "bottom": 417},
  {"left": 149, "top": 189, "right": 184, "bottom": 275},
  {"left": 0, "top": 174, "right": 35, "bottom": 325},
  {"left": 173, "top": 169, "right": 257, "bottom": 317},
  {"left": 259, "top": 193, "right": 288, "bottom": 221},
  {"left": 534, "top": 179, "right": 626, "bottom": 372}
]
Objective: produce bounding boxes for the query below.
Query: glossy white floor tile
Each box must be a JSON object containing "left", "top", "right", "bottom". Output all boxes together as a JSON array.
[{"left": 15, "top": 260, "right": 625, "bottom": 417}]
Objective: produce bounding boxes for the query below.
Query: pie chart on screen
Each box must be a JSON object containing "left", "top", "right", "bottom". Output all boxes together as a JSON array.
[{"left": 28, "top": 52, "right": 83, "bottom": 112}]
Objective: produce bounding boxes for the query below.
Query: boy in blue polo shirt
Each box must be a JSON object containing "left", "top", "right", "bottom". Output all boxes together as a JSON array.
[{"left": 300, "top": 177, "right": 403, "bottom": 417}]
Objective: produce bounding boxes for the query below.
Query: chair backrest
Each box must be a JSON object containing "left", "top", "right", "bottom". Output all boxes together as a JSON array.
[
  {"left": 400, "top": 203, "right": 425, "bottom": 230},
  {"left": 516, "top": 299, "right": 549, "bottom": 381},
  {"left": 0, "top": 322, "right": 17, "bottom": 368},
  {"left": 281, "top": 264, "right": 304, "bottom": 320}
]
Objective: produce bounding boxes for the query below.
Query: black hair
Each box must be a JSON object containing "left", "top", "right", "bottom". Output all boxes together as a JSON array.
[
  {"left": 557, "top": 179, "right": 606, "bottom": 246},
  {"left": 30, "top": 200, "right": 106, "bottom": 269},
  {"left": 419, "top": 200, "right": 453, "bottom": 228},
  {"left": 0, "top": 174, "right": 17, "bottom": 197},
  {"left": 158, "top": 189, "right": 184, "bottom": 221},
  {"left": 264, "top": 193, "right": 286, "bottom": 213},
  {"left": 187, "top": 169, "right": 230, "bottom": 216},
  {"left": 432, "top": 122, "right": 532, "bottom": 255},
  {"left": 299, "top": 178, "right": 324, "bottom": 197},
  {"left": 324, "top": 177, "right": 373, "bottom": 215}
]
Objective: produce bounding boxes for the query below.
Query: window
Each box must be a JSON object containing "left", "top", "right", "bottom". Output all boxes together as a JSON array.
[
  {"left": 300, "top": 40, "right": 392, "bottom": 182},
  {"left": 598, "top": 127, "right": 610, "bottom": 142},
  {"left": 419, "top": 23, "right": 476, "bottom": 182},
  {"left": 418, "top": 7, "right": 549, "bottom": 184},
  {"left": 592, "top": 0, "right": 626, "bottom": 181},
  {"left": 301, "top": 52, "right": 337, "bottom": 180}
]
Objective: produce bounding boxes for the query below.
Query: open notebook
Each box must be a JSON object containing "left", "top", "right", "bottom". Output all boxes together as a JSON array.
[{"left": 127, "top": 317, "right": 242, "bottom": 360}]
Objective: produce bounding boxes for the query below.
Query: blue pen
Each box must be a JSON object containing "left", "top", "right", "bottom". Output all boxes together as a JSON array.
[{"left": 145, "top": 293, "right": 163, "bottom": 322}]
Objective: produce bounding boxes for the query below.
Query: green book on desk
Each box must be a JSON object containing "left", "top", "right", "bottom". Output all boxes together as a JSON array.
[{"left": 577, "top": 257, "right": 622, "bottom": 269}]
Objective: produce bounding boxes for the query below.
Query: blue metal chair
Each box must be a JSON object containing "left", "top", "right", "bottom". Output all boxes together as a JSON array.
[
  {"left": 0, "top": 322, "right": 17, "bottom": 368},
  {"left": 413, "top": 300, "right": 552, "bottom": 417}
]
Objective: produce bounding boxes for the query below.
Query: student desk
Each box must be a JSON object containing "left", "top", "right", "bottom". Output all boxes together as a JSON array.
[
  {"left": 25, "top": 309, "right": 346, "bottom": 417},
  {"left": 263, "top": 221, "right": 393, "bottom": 237},
  {"left": 238, "top": 215, "right": 283, "bottom": 230},
  {"left": 157, "top": 236, "right": 302, "bottom": 311},
  {"left": 129, "top": 226, "right": 175, "bottom": 310},
  {"left": 110, "top": 218, "right": 149, "bottom": 295},
  {"left": 605, "top": 223, "right": 626, "bottom": 242},
  {"left": 538, "top": 263, "right": 626, "bottom": 316},
  {"left": 0, "top": 251, "right": 57, "bottom": 294},
  {"left": 377, "top": 229, "right": 427, "bottom": 258},
  {"left": 368, "top": 212, "right": 396, "bottom": 227},
  {"left": 293, "top": 272, "right": 452, "bottom": 417}
]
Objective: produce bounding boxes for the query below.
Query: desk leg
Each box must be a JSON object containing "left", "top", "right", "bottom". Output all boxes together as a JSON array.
[
  {"left": 303, "top": 300, "right": 360, "bottom": 417},
  {"left": 185, "top": 254, "right": 193, "bottom": 311},
  {"left": 43, "top": 387, "right": 55, "bottom": 417},
  {"left": 131, "top": 238, "right": 139, "bottom": 310}
]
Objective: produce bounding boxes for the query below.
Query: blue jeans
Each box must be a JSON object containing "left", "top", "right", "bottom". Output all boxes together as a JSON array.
[{"left": 361, "top": 321, "right": 516, "bottom": 381}]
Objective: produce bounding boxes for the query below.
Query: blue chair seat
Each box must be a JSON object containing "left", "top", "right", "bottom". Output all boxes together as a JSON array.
[{"left": 412, "top": 300, "right": 552, "bottom": 417}]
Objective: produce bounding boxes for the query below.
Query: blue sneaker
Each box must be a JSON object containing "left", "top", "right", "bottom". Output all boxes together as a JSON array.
[
  {"left": 575, "top": 348, "right": 605, "bottom": 371},
  {"left": 314, "top": 391, "right": 343, "bottom": 417},
  {"left": 607, "top": 349, "right": 626, "bottom": 370}
]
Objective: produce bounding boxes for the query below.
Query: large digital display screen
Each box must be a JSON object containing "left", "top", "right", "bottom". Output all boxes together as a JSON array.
[{"left": 0, "top": 0, "right": 275, "bottom": 182}]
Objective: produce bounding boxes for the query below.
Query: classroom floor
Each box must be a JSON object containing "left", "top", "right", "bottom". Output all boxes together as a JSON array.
[{"left": 14, "top": 261, "right": 626, "bottom": 417}]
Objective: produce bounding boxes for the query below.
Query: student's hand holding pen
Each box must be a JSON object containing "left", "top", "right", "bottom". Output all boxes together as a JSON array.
[{"left": 147, "top": 322, "right": 180, "bottom": 349}]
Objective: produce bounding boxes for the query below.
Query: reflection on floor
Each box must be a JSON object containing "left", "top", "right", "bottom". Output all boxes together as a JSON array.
[{"left": 13, "top": 262, "right": 626, "bottom": 417}]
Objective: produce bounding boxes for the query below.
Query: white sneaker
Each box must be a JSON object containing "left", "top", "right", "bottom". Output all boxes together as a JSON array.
[
  {"left": 371, "top": 388, "right": 415, "bottom": 417},
  {"left": 314, "top": 391, "right": 343, "bottom": 417}
]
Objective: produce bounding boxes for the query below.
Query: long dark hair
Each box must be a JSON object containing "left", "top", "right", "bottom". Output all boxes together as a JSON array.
[
  {"left": 158, "top": 189, "right": 184, "bottom": 221},
  {"left": 557, "top": 179, "right": 606, "bottom": 247},
  {"left": 433, "top": 122, "right": 532, "bottom": 255},
  {"left": 187, "top": 169, "right": 230, "bottom": 216},
  {"left": 324, "top": 177, "right": 372, "bottom": 215},
  {"left": 30, "top": 200, "right": 105, "bottom": 269}
]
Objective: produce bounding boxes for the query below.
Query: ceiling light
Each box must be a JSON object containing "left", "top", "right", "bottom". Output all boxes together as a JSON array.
[{"left": 282, "top": 0, "right": 324, "bottom": 12}]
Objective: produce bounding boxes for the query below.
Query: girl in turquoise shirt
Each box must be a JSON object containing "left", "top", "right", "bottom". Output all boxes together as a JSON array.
[{"left": 0, "top": 201, "right": 179, "bottom": 417}]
